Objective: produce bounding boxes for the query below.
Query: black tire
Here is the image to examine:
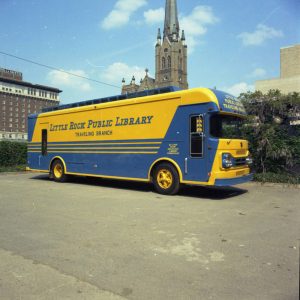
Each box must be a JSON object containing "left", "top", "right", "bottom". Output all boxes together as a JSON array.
[
  {"left": 153, "top": 163, "right": 180, "bottom": 195},
  {"left": 51, "top": 159, "right": 67, "bottom": 182}
]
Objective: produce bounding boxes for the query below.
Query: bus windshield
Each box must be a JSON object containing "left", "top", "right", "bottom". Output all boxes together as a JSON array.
[{"left": 210, "top": 114, "right": 245, "bottom": 139}]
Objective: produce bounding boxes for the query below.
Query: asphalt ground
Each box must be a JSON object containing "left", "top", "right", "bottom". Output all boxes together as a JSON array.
[{"left": 0, "top": 172, "right": 299, "bottom": 300}]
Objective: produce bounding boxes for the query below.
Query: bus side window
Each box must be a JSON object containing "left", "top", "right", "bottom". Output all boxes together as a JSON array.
[
  {"left": 41, "top": 129, "right": 47, "bottom": 156},
  {"left": 190, "top": 116, "right": 203, "bottom": 158}
]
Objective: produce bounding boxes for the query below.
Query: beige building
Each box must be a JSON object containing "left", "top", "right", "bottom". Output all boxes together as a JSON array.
[
  {"left": 122, "top": 0, "right": 188, "bottom": 94},
  {"left": 256, "top": 44, "right": 300, "bottom": 94}
]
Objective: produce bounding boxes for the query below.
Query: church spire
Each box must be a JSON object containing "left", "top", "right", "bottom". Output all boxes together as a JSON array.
[{"left": 164, "top": 0, "right": 180, "bottom": 41}]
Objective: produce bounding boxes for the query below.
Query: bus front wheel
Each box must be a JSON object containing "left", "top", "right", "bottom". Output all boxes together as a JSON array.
[
  {"left": 51, "top": 160, "right": 67, "bottom": 182},
  {"left": 153, "top": 163, "right": 180, "bottom": 195}
]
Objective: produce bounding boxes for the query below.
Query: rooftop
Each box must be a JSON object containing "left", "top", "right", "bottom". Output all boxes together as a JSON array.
[{"left": 0, "top": 66, "right": 62, "bottom": 93}]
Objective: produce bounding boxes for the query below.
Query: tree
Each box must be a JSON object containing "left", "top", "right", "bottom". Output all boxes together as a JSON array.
[{"left": 239, "top": 90, "right": 300, "bottom": 177}]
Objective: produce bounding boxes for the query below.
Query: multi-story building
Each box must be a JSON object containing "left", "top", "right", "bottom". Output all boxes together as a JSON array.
[
  {"left": 122, "top": 0, "right": 188, "bottom": 94},
  {"left": 255, "top": 44, "right": 300, "bottom": 94},
  {"left": 0, "top": 67, "right": 61, "bottom": 141}
]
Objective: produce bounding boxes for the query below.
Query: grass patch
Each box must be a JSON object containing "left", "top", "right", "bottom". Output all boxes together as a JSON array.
[
  {"left": 254, "top": 172, "right": 300, "bottom": 185},
  {"left": 0, "top": 165, "right": 27, "bottom": 173}
]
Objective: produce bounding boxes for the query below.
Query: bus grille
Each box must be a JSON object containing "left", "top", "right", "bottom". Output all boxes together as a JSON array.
[{"left": 234, "top": 157, "right": 247, "bottom": 166}]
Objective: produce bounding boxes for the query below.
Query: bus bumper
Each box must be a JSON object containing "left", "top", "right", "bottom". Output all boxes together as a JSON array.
[{"left": 214, "top": 173, "right": 253, "bottom": 186}]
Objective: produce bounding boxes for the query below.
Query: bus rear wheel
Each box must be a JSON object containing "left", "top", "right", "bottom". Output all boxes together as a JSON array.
[
  {"left": 51, "top": 160, "right": 67, "bottom": 182},
  {"left": 153, "top": 163, "right": 180, "bottom": 195}
]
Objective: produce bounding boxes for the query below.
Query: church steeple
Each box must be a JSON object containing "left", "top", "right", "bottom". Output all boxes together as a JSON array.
[
  {"left": 122, "top": 0, "right": 188, "bottom": 95},
  {"left": 155, "top": 0, "right": 188, "bottom": 90},
  {"left": 164, "top": 0, "right": 180, "bottom": 41}
]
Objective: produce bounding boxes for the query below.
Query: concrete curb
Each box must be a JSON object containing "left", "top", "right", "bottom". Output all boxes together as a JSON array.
[{"left": 249, "top": 181, "right": 300, "bottom": 189}]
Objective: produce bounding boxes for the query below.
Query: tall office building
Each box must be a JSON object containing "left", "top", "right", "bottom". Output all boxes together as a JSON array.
[
  {"left": 0, "top": 67, "right": 62, "bottom": 141},
  {"left": 122, "top": 0, "right": 188, "bottom": 94}
]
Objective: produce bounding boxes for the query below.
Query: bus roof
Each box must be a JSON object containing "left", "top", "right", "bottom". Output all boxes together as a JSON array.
[
  {"left": 29, "top": 86, "right": 246, "bottom": 118},
  {"left": 41, "top": 86, "right": 181, "bottom": 113}
]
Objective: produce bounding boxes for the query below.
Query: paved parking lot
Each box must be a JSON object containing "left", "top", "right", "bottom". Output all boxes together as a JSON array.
[{"left": 0, "top": 172, "right": 299, "bottom": 300}]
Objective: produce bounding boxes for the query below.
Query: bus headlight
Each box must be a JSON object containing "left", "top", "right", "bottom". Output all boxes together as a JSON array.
[
  {"left": 222, "top": 153, "right": 233, "bottom": 168},
  {"left": 246, "top": 156, "right": 253, "bottom": 165}
]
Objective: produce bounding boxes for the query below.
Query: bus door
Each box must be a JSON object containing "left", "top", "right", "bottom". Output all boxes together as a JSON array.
[{"left": 184, "top": 114, "right": 209, "bottom": 182}]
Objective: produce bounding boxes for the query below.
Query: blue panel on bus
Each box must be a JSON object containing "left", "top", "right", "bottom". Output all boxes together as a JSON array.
[
  {"left": 214, "top": 173, "right": 253, "bottom": 186},
  {"left": 27, "top": 115, "right": 38, "bottom": 142},
  {"left": 211, "top": 89, "right": 246, "bottom": 115}
]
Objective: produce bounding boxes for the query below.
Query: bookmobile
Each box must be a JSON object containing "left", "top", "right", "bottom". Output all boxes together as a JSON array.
[{"left": 27, "top": 86, "right": 253, "bottom": 195}]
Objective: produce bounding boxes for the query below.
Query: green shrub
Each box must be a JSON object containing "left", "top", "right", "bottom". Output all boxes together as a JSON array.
[
  {"left": 0, "top": 141, "right": 27, "bottom": 167},
  {"left": 239, "top": 90, "right": 300, "bottom": 181},
  {"left": 254, "top": 172, "right": 300, "bottom": 185}
]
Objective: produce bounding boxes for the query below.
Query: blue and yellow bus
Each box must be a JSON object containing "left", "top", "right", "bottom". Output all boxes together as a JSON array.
[{"left": 27, "top": 86, "right": 253, "bottom": 195}]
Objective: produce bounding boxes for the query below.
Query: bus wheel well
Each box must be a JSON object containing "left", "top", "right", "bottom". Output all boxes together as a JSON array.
[
  {"left": 50, "top": 158, "right": 68, "bottom": 182},
  {"left": 50, "top": 157, "right": 65, "bottom": 173},
  {"left": 150, "top": 160, "right": 180, "bottom": 182}
]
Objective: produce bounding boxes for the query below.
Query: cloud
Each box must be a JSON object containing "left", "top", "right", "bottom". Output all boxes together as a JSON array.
[
  {"left": 222, "top": 82, "right": 254, "bottom": 96},
  {"left": 144, "top": 7, "right": 164, "bottom": 25},
  {"left": 238, "top": 24, "right": 283, "bottom": 46},
  {"left": 48, "top": 69, "right": 92, "bottom": 92},
  {"left": 179, "top": 6, "right": 219, "bottom": 53},
  {"left": 101, "top": 0, "right": 147, "bottom": 30},
  {"left": 101, "top": 62, "right": 148, "bottom": 84},
  {"left": 248, "top": 68, "right": 267, "bottom": 78}
]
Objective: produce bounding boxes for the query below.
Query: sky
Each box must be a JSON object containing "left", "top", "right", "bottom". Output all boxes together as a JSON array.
[{"left": 0, "top": 0, "right": 299, "bottom": 104}]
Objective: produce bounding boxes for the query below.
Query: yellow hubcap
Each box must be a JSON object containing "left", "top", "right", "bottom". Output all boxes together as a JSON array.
[
  {"left": 54, "top": 164, "right": 63, "bottom": 179},
  {"left": 157, "top": 169, "right": 173, "bottom": 189}
]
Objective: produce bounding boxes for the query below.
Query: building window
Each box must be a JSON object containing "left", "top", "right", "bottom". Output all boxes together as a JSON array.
[
  {"left": 162, "top": 57, "right": 166, "bottom": 69},
  {"left": 168, "top": 56, "right": 171, "bottom": 68}
]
